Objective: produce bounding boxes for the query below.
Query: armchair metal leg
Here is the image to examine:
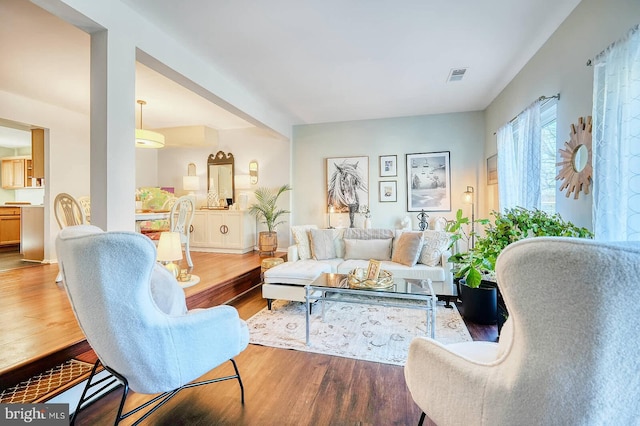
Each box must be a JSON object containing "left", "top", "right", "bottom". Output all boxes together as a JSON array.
[
  {"left": 418, "top": 411, "right": 426, "bottom": 426},
  {"left": 71, "top": 359, "right": 245, "bottom": 426}
]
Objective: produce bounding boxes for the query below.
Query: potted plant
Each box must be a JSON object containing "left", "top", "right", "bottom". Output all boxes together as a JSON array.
[
  {"left": 446, "top": 209, "right": 496, "bottom": 324},
  {"left": 249, "top": 184, "right": 292, "bottom": 255},
  {"left": 448, "top": 207, "right": 593, "bottom": 328}
]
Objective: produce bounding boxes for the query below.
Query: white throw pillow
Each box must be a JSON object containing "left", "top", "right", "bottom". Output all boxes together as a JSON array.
[
  {"left": 309, "top": 228, "right": 338, "bottom": 260},
  {"left": 392, "top": 231, "right": 424, "bottom": 267},
  {"left": 344, "top": 238, "right": 392, "bottom": 260},
  {"left": 419, "top": 230, "right": 451, "bottom": 266},
  {"left": 291, "top": 225, "right": 318, "bottom": 260}
]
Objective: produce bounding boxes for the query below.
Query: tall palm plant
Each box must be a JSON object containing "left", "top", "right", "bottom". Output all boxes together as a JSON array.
[{"left": 249, "top": 185, "right": 292, "bottom": 232}]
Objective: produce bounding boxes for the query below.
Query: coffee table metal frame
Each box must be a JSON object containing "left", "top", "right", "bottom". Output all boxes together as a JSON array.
[{"left": 304, "top": 273, "right": 437, "bottom": 346}]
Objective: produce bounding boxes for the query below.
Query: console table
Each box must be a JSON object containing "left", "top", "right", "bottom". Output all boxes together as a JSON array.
[{"left": 190, "top": 209, "right": 255, "bottom": 254}]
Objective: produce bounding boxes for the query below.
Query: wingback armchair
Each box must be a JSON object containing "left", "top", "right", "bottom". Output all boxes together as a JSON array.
[
  {"left": 404, "top": 237, "right": 640, "bottom": 425},
  {"left": 56, "top": 225, "right": 249, "bottom": 425}
]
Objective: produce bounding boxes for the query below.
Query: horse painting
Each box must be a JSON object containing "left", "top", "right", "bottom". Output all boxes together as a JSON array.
[{"left": 327, "top": 158, "right": 368, "bottom": 226}]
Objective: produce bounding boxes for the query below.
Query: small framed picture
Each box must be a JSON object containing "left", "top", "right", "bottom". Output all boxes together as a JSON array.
[
  {"left": 379, "top": 155, "right": 397, "bottom": 177},
  {"left": 366, "top": 259, "right": 382, "bottom": 280},
  {"left": 487, "top": 154, "right": 498, "bottom": 185},
  {"left": 379, "top": 181, "right": 397, "bottom": 202}
]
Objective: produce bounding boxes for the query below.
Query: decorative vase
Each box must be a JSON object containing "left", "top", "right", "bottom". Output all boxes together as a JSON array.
[
  {"left": 258, "top": 231, "right": 278, "bottom": 256},
  {"left": 364, "top": 218, "right": 372, "bottom": 229}
]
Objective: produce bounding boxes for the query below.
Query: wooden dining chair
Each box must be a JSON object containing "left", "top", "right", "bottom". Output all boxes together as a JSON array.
[{"left": 53, "top": 193, "right": 86, "bottom": 282}]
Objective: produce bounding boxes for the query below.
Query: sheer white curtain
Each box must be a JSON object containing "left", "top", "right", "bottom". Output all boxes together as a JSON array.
[
  {"left": 497, "top": 101, "right": 542, "bottom": 211},
  {"left": 592, "top": 25, "right": 640, "bottom": 241}
]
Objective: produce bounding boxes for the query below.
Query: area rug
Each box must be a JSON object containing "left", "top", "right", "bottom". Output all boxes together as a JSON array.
[{"left": 247, "top": 299, "right": 472, "bottom": 365}]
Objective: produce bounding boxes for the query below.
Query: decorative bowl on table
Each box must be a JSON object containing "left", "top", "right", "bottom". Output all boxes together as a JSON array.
[{"left": 347, "top": 268, "right": 394, "bottom": 289}]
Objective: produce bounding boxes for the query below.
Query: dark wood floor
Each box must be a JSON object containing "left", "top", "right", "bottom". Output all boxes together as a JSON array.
[{"left": 0, "top": 250, "right": 497, "bottom": 425}]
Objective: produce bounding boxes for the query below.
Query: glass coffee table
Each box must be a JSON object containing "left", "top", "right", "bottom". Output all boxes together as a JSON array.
[{"left": 304, "top": 273, "right": 438, "bottom": 346}]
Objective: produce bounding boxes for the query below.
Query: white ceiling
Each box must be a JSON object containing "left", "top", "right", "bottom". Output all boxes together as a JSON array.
[{"left": 0, "top": 0, "right": 581, "bottom": 138}]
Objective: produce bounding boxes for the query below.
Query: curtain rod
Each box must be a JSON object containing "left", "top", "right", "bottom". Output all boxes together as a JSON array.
[
  {"left": 492, "top": 93, "right": 560, "bottom": 135},
  {"left": 586, "top": 24, "right": 639, "bottom": 66}
]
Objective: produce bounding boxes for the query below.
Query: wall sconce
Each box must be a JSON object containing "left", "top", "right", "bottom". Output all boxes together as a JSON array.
[
  {"left": 462, "top": 186, "right": 475, "bottom": 248},
  {"left": 249, "top": 160, "right": 259, "bottom": 185},
  {"left": 156, "top": 231, "right": 182, "bottom": 278}
]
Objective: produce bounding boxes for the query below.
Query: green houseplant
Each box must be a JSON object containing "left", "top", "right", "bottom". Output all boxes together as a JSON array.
[
  {"left": 448, "top": 207, "right": 593, "bottom": 326},
  {"left": 249, "top": 184, "right": 292, "bottom": 255}
]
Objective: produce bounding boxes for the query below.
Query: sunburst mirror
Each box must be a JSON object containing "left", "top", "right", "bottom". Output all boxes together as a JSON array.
[{"left": 556, "top": 116, "right": 592, "bottom": 199}]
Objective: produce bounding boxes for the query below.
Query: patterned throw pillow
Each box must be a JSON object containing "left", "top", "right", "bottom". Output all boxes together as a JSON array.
[
  {"left": 391, "top": 231, "right": 424, "bottom": 267},
  {"left": 291, "top": 225, "right": 318, "bottom": 260},
  {"left": 419, "top": 230, "right": 452, "bottom": 266}
]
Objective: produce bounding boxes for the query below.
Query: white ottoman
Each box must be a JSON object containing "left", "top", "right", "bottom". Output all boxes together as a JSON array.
[{"left": 263, "top": 260, "right": 331, "bottom": 310}]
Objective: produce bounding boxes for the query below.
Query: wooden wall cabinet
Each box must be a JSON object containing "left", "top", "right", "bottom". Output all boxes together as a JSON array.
[
  {"left": 190, "top": 210, "right": 255, "bottom": 254},
  {"left": 1, "top": 156, "right": 39, "bottom": 189},
  {"left": 0, "top": 207, "right": 21, "bottom": 246},
  {"left": 31, "top": 128, "right": 45, "bottom": 179}
]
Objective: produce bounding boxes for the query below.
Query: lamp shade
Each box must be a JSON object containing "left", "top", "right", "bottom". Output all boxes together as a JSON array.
[
  {"left": 157, "top": 232, "right": 182, "bottom": 262},
  {"left": 135, "top": 128, "right": 165, "bottom": 148},
  {"left": 183, "top": 176, "right": 200, "bottom": 192}
]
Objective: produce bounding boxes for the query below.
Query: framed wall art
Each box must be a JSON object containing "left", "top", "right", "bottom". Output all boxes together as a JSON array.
[
  {"left": 379, "top": 181, "right": 397, "bottom": 202},
  {"left": 379, "top": 155, "right": 397, "bottom": 177},
  {"left": 406, "top": 151, "right": 451, "bottom": 212},
  {"left": 326, "top": 156, "right": 369, "bottom": 213},
  {"left": 487, "top": 154, "right": 498, "bottom": 185}
]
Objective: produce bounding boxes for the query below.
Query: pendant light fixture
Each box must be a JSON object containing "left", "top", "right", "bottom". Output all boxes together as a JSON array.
[{"left": 135, "top": 100, "right": 165, "bottom": 148}]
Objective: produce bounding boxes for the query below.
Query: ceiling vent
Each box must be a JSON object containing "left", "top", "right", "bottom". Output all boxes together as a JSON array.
[{"left": 447, "top": 68, "right": 467, "bottom": 82}]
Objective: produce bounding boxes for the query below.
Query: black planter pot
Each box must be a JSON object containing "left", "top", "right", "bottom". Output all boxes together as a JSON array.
[{"left": 460, "top": 280, "right": 497, "bottom": 325}]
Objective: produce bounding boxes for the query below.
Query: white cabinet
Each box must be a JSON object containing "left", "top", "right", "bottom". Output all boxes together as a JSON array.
[{"left": 190, "top": 210, "right": 255, "bottom": 254}]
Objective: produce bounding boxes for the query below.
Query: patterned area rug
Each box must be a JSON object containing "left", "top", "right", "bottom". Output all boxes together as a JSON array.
[
  {"left": 0, "top": 359, "right": 93, "bottom": 403},
  {"left": 247, "top": 299, "right": 472, "bottom": 365}
]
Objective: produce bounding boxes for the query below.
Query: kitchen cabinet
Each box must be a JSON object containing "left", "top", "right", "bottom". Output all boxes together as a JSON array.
[
  {"left": 31, "top": 128, "right": 45, "bottom": 179},
  {"left": 1, "top": 156, "right": 40, "bottom": 189},
  {"left": 190, "top": 210, "right": 255, "bottom": 254},
  {"left": 0, "top": 206, "right": 21, "bottom": 246}
]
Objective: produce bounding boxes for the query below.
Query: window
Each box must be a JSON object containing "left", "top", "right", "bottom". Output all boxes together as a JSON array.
[{"left": 499, "top": 96, "right": 557, "bottom": 212}]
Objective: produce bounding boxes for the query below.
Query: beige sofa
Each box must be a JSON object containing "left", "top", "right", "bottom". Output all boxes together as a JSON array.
[{"left": 263, "top": 226, "right": 456, "bottom": 309}]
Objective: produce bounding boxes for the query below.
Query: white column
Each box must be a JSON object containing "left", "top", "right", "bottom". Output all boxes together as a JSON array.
[{"left": 90, "top": 29, "right": 136, "bottom": 231}]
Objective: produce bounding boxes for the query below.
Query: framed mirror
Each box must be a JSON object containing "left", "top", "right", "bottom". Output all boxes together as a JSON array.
[
  {"left": 207, "top": 151, "right": 235, "bottom": 208},
  {"left": 556, "top": 116, "right": 592, "bottom": 199}
]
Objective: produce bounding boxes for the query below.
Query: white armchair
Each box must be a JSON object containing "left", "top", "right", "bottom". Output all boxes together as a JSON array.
[
  {"left": 56, "top": 225, "right": 249, "bottom": 425},
  {"left": 404, "top": 237, "right": 640, "bottom": 425}
]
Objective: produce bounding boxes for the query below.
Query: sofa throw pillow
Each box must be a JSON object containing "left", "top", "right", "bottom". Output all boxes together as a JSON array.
[
  {"left": 344, "top": 238, "right": 392, "bottom": 260},
  {"left": 391, "top": 231, "right": 424, "bottom": 267},
  {"left": 291, "top": 225, "right": 318, "bottom": 260},
  {"left": 309, "top": 228, "right": 338, "bottom": 260},
  {"left": 419, "top": 230, "right": 451, "bottom": 266}
]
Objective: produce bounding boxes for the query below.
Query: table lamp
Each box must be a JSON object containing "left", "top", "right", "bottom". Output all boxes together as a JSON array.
[
  {"left": 183, "top": 176, "right": 200, "bottom": 196},
  {"left": 157, "top": 231, "right": 182, "bottom": 278}
]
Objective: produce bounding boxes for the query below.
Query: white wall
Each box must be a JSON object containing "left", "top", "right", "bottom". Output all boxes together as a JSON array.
[
  {"left": 292, "top": 112, "right": 485, "bottom": 234},
  {"left": 484, "top": 0, "right": 640, "bottom": 230},
  {"left": 0, "top": 90, "right": 89, "bottom": 262}
]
